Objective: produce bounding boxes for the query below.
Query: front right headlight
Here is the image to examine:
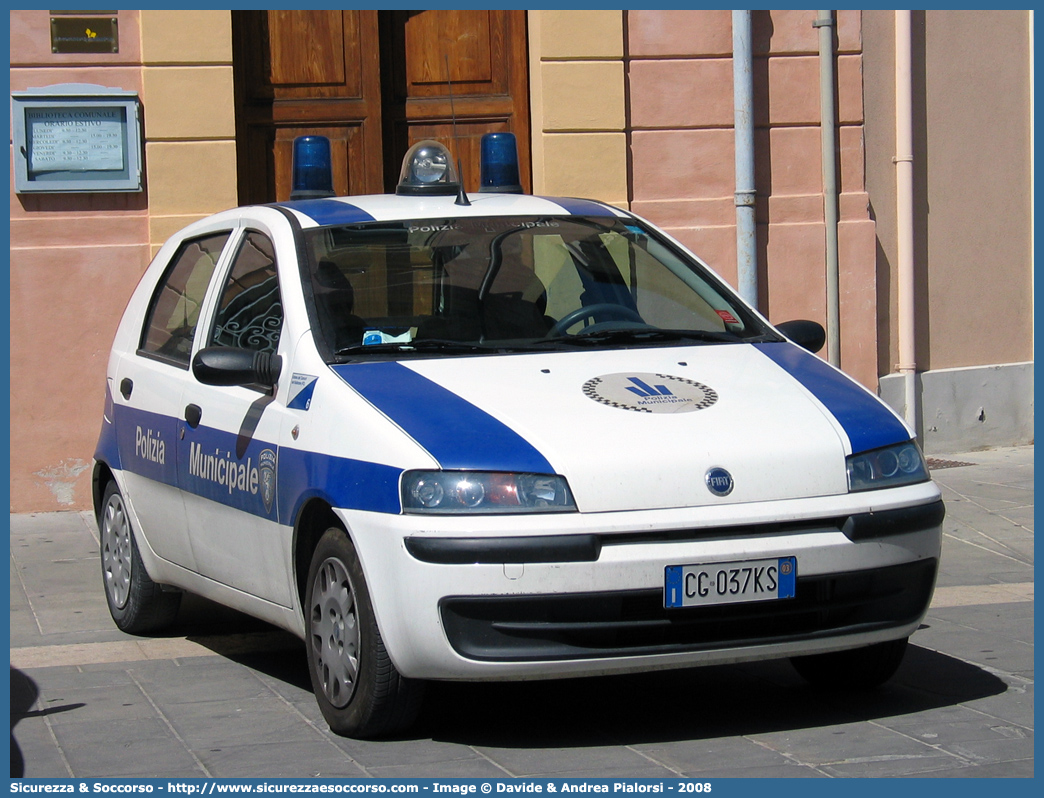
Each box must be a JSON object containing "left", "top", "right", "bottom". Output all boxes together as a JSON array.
[
  {"left": 402, "top": 470, "right": 577, "bottom": 514},
  {"left": 847, "top": 441, "right": 929, "bottom": 492}
]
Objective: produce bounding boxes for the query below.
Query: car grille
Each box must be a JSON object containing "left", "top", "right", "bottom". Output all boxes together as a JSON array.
[{"left": 440, "top": 558, "right": 937, "bottom": 662}]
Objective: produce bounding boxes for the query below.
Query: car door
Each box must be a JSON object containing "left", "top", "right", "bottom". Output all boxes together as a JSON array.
[
  {"left": 112, "top": 229, "right": 234, "bottom": 571},
  {"left": 176, "top": 226, "right": 295, "bottom": 607}
]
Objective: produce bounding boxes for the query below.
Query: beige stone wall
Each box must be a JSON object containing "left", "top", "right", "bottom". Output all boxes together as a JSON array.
[
  {"left": 527, "top": 10, "right": 629, "bottom": 207},
  {"left": 864, "top": 10, "right": 1033, "bottom": 375},
  {"left": 140, "top": 10, "right": 237, "bottom": 256},
  {"left": 9, "top": 10, "right": 238, "bottom": 512}
]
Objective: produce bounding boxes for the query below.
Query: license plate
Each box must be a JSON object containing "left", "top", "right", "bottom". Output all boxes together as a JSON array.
[{"left": 664, "top": 556, "right": 796, "bottom": 608}]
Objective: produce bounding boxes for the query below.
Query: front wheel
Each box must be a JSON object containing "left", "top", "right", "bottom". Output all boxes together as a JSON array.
[
  {"left": 98, "top": 480, "right": 181, "bottom": 633},
  {"left": 790, "top": 637, "right": 909, "bottom": 690},
  {"left": 304, "top": 527, "right": 424, "bottom": 738}
]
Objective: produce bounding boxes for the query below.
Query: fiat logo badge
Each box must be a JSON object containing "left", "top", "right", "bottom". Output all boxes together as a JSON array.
[{"left": 705, "top": 467, "right": 734, "bottom": 497}]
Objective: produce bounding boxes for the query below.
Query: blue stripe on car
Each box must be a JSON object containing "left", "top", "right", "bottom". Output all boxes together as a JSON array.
[
  {"left": 277, "top": 447, "right": 402, "bottom": 521},
  {"left": 103, "top": 403, "right": 402, "bottom": 521},
  {"left": 753, "top": 342, "right": 911, "bottom": 454},
  {"left": 537, "top": 197, "right": 622, "bottom": 217},
  {"left": 331, "top": 362, "right": 556, "bottom": 474},
  {"left": 274, "top": 199, "right": 375, "bottom": 226}
]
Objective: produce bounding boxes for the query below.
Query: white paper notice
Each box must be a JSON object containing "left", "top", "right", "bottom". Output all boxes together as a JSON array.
[{"left": 28, "top": 108, "right": 124, "bottom": 172}]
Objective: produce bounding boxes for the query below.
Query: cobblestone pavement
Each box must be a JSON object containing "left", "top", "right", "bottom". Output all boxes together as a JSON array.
[{"left": 9, "top": 446, "right": 1033, "bottom": 778}]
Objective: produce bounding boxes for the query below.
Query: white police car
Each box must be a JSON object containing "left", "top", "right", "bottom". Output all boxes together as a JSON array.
[{"left": 94, "top": 136, "right": 943, "bottom": 738}]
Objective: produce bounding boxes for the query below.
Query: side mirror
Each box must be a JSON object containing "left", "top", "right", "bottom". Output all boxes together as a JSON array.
[
  {"left": 775, "top": 320, "right": 826, "bottom": 354},
  {"left": 192, "top": 346, "right": 282, "bottom": 388}
]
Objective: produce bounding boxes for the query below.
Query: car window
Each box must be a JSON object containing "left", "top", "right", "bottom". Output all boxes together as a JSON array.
[
  {"left": 139, "top": 232, "right": 231, "bottom": 366},
  {"left": 209, "top": 231, "right": 283, "bottom": 354}
]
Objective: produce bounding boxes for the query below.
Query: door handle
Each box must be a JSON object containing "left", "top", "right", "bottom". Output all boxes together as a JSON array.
[
  {"left": 120, "top": 378, "right": 133, "bottom": 400},
  {"left": 184, "top": 404, "right": 202, "bottom": 429}
]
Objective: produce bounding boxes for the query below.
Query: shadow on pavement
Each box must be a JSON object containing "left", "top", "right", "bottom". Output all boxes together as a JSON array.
[
  {"left": 10, "top": 668, "right": 37, "bottom": 778},
  {"left": 114, "top": 591, "right": 1011, "bottom": 749},
  {"left": 412, "top": 644, "right": 1009, "bottom": 748},
  {"left": 10, "top": 668, "right": 84, "bottom": 778}
]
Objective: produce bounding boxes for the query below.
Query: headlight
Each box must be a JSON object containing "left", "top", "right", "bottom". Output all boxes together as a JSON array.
[
  {"left": 402, "top": 471, "right": 576, "bottom": 514},
  {"left": 847, "top": 441, "right": 929, "bottom": 492}
]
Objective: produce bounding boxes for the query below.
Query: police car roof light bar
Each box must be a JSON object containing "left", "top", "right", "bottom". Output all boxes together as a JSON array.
[
  {"left": 289, "top": 136, "right": 335, "bottom": 200},
  {"left": 479, "top": 132, "right": 523, "bottom": 194}
]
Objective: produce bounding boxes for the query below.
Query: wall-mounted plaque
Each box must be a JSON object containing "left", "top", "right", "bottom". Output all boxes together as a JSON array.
[
  {"left": 50, "top": 15, "right": 119, "bottom": 54},
  {"left": 12, "top": 84, "right": 142, "bottom": 193}
]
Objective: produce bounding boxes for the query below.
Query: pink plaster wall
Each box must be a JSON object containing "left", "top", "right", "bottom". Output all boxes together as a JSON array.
[
  {"left": 10, "top": 10, "right": 142, "bottom": 65},
  {"left": 10, "top": 10, "right": 149, "bottom": 512},
  {"left": 626, "top": 9, "right": 879, "bottom": 388}
]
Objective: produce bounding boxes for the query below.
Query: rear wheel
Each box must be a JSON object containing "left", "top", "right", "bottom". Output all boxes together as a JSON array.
[
  {"left": 304, "top": 526, "right": 424, "bottom": 738},
  {"left": 790, "top": 637, "right": 908, "bottom": 690},
  {"left": 98, "top": 480, "right": 181, "bottom": 633}
]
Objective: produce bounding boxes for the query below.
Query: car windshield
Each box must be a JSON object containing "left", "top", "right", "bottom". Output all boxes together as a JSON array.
[{"left": 301, "top": 215, "right": 775, "bottom": 361}]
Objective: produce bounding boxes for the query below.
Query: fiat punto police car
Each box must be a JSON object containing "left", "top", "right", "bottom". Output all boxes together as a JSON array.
[{"left": 94, "top": 137, "right": 943, "bottom": 738}]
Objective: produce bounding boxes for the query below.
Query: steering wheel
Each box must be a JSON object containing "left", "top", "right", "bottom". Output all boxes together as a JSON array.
[{"left": 547, "top": 303, "right": 645, "bottom": 337}]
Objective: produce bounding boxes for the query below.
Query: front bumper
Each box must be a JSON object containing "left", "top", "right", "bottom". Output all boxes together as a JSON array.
[{"left": 337, "top": 482, "right": 943, "bottom": 681}]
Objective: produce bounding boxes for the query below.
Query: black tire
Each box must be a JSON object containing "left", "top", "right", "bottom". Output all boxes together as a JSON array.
[
  {"left": 790, "top": 637, "right": 909, "bottom": 690},
  {"left": 98, "top": 480, "right": 181, "bottom": 633},
  {"left": 304, "top": 526, "right": 424, "bottom": 738}
]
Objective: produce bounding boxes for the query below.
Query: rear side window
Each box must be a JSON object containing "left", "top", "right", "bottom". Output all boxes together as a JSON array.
[
  {"left": 209, "top": 231, "right": 282, "bottom": 354},
  {"left": 139, "top": 232, "right": 231, "bottom": 366}
]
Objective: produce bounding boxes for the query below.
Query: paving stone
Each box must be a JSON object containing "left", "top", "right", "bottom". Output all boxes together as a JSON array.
[
  {"left": 333, "top": 737, "right": 499, "bottom": 770},
  {"left": 198, "top": 741, "right": 370, "bottom": 779},
  {"left": 528, "top": 763, "right": 680, "bottom": 779},
  {"left": 367, "top": 757, "right": 513, "bottom": 779},
  {"left": 924, "top": 758, "right": 1034, "bottom": 777},
  {"left": 51, "top": 716, "right": 206, "bottom": 778},
  {"left": 629, "top": 736, "right": 795, "bottom": 774},
  {"left": 748, "top": 720, "right": 942, "bottom": 768},
  {"left": 676, "top": 763, "right": 827, "bottom": 778},
  {"left": 472, "top": 745, "right": 666, "bottom": 778},
  {"left": 12, "top": 716, "right": 72, "bottom": 778},
  {"left": 164, "top": 698, "right": 324, "bottom": 748},
  {"left": 818, "top": 752, "right": 968, "bottom": 777}
]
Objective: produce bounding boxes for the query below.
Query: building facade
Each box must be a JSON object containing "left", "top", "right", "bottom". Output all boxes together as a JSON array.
[{"left": 9, "top": 9, "right": 1033, "bottom": 512}]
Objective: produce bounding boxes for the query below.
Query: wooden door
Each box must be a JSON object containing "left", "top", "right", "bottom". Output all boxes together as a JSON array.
[
  {"left": 233, "top": 10, "right": 384, "bottom": 204},
  {"left": 233, "top": 10, "right": 531, "bottom": 204},
  {"left": 379, "top": 10, "right": 531, "bottom": 193}
]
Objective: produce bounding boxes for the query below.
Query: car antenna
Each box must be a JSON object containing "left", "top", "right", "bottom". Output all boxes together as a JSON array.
[{"left": 446, "top": 55, "right": 471, "bottom": 207}]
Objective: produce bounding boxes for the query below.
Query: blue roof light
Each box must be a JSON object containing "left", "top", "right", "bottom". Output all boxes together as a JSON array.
[
  {"left": 290, "top": 135, "right": 335, "bottom": 200},
  {"left": 479, "top": 132, "right": 523, "bottom": 194}
]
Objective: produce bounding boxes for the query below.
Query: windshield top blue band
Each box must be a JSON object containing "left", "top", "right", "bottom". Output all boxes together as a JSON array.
[
  {"left": 332, "top": 362, "right": 555, "bottom": 474},
  {"left": 275, "top": 199, "right": 375, "bottom": 226},
  {"left": 753, "top": 342, "right": 910, "bottom": 454},
  {"left": 539, "top": 197, "right": 621, "bottom": 217}
]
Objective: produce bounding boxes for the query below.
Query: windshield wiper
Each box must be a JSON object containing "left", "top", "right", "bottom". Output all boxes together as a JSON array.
[
  {"left": 333, "top": 339, "right": 495, "bottom": 358},
  {"left": 534, "top": 328, "right": 745, "bottom": 348}
]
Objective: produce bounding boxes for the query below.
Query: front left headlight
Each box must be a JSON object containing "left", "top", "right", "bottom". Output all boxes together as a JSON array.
[
  {"left": 847, "top": 441, "right": 929, "bottom": 492},
  {"left": 402, "top": 470, "right": 577, "bottom": 514}
]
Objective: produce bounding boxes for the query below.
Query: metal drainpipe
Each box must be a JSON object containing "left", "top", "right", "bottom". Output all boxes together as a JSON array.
[
  {"left": 816, "top": 11, "right": 841, "bottom": 367},
  {"left": 894, "top": 10, "right": 919, "bottom": 435},
  {"left": 732, "top": 10, "right": 757, "bottom": 308}
]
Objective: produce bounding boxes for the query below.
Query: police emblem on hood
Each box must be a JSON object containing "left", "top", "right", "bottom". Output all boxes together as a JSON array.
[
  {"left": 259, "top": 448, "right": 277, "bottom": 514},
  {"left": 583, "top": 373, "right": 718, "bottom": 414}
]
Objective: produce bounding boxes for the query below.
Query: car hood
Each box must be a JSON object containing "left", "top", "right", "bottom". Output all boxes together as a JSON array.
[{"left": 330, "top": 342, "right": 912, "bottom": 513}]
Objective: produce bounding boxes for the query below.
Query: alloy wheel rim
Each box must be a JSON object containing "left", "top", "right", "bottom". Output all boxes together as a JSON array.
[
  {"left": 309, "top": 557, "right": 360, "bottom": 708},
  {"left": 101, "top": 493, "right": 132, "bottom": 609}
]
